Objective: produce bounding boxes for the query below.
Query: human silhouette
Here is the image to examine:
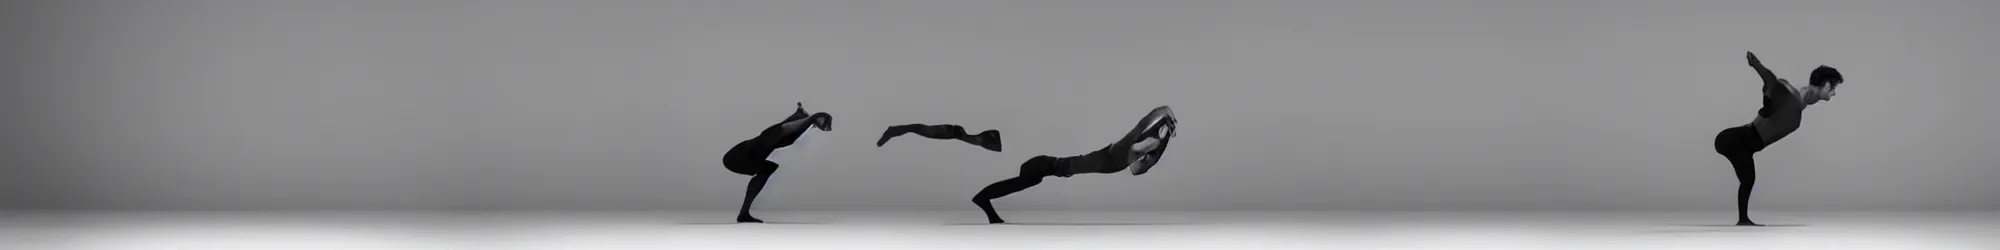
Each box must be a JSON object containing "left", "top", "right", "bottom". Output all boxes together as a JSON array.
[
  {"left": 1713, "top": 51, "right": 1843, "bottom": 226},
  {"left": 876, "top": 123, "right": 1002, "bottom": 152},
  {"left": 878, "top": 106, "right": 1179, "bottom": 224},
  {"left": 722, "top": 102, "right": 832, "bottom": 223}
]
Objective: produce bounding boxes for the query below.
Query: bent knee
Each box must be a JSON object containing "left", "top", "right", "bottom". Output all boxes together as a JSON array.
[{"left": 724, "top": 164, "right": 758, "bottom": 176}]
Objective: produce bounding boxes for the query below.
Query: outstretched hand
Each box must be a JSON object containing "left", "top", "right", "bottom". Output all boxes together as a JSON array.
[{"left": 1745, "top": 51, "right": 1762, "bottom": 67}]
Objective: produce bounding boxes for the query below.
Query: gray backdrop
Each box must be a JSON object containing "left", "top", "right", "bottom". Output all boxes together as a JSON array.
[{"left": 2, "top": 0, "right": 1994, "bottom": 210}]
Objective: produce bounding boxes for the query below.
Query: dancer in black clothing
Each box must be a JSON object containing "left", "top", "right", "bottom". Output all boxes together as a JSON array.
[
  {"left": 876, "top": 123, "right": 1003, "bottom": 152},
  {"left": 1714, "top": 51, "right": 1843, "bottom": 226},
  {"left": 723, "top": 102, "right": 832, "bottom": 223},
  {"left": 877, "top": 106, "right": 1179, "bottom": 224}
]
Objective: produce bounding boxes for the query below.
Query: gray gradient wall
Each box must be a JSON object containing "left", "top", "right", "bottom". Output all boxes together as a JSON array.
[{"left": 2, "top": 0, "right": 1994, "bottom": 210}]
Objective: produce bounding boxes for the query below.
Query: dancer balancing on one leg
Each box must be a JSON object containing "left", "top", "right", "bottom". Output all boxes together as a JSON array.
[
  {"left": 1714, "top": 51, "right": 1843, "bottom": 226},
  {"left": 877, "top": 106, "right": 1179, "bottom": 224},
  {"left": 722, "top": 102, "right": 833, "bottom": 223}
]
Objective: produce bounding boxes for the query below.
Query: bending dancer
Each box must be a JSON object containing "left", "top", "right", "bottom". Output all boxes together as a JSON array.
[
  {"left": 722, "top": 102, "right": 832, "bottom": 223},
  {"left": 880, "top": 106, "right": 1178, "bottom": 224},
  {"left": 1713, "top": 51, "right": 1843, "bottom": 226}
]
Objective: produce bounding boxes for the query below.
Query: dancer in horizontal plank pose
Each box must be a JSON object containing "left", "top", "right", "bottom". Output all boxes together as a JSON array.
[
  {"left": 877, "top": 106, "right": 1179, "bottom": 224},
  {"left": 1714, "top": 51, "right": 1843, "bottom": 226},
  {"left": 722, "top": 102, "right": 832, "bottom": 223}
]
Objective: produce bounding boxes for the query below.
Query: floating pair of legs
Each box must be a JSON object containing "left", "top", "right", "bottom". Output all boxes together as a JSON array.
[{"left": 877, "top": 124, "right": 1003, "bottom": 152}]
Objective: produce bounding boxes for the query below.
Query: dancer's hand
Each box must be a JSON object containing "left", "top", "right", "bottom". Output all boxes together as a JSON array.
[{"left": 1745, "top": 51, "right": 1762, "bottom": 67}]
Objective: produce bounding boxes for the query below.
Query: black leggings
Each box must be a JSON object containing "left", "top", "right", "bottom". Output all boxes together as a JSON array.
[
  {"left": 879, "top": 124, "right": 1000, "bottom": 152},
  {"left": 723, "top": 154, "right": 777, "bottom": 176},
  {"left": 901, "top": 124, "right": 979, "bottom": 141},
  {"left": 722, "top": 149, "right": 779, "bottom": 219},
  {"left": 1713, "top": 126, "right": 1767, "bottom": 222},
  {"left": 975, "top": 156, "right": 1062, "bottom": 199},
  {"left": 970, "top": 155, "right": 1064, "bottom": 223}
]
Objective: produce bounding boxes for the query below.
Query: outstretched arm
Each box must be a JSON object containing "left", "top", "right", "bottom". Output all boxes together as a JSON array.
[
  {"left": 1131, "top": 137, "right": 1164, "bottom": 152},
  {"left": 777, "top": 112, "right": 829, "bottom": 133},
  {"left": 1128, "top": 135, "right": 1171, "bottom": 175},
  {"left": 1746, "top": 52, "right": 1791, "bottom": 118},
  {"left": 1746, "top": 52, "right": 1785, "bottom": 94},
  {"left": 1121, "top": 106, "right": 1176, "bottom": 175},
  {"left": 766, "top": 102, "right": 828, "bottom": 137}
]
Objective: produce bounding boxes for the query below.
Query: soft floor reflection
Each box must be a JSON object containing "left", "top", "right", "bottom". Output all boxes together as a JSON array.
[{"left": 1, "top": 211, "right": 1994, "bottom": 250}]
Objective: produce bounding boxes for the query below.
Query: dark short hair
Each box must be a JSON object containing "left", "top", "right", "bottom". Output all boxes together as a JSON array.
[{"left": 1810, "top": 65, "right": 1843, "bottom": 87}]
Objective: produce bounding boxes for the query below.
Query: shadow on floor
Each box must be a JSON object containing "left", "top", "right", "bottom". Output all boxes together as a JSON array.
[
  {"left": 1633, "top": 229, "right": 1737, "bottom": 235},
  {"left": 1632, "top": 224, "right": 1810, "bottom": 235},
  {"left": 1665, "top": 224, "right": 1810, "bottom": 227},
  {"left": 676, "top": 221, "right": 829, "bottom": 225},
  {"left": 942, "top": 222, "right": 1193, "bottom": 226}
]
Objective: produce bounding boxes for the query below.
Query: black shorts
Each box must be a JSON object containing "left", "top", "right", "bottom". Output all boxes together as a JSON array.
[
  {"left": 722, "top": 141, "right": 775, "bottom": 175},
  {"left": 1713, "top": 126, "right": 1768, "bottom": 156},
  {"left": 1019, "top": 155, "right": 1069, "bottom": 177}
]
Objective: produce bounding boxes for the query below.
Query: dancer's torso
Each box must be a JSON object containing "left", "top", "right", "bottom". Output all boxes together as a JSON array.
[
  {"left": 1750, "top": 83, "right": 1805, "bottom": 144},
  {"left": 728, "top": 123, "right": 811, "bottom": 161}
]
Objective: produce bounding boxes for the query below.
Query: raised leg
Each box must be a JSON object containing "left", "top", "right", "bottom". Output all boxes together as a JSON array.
[{"left": 878, "top": 124, "right": 1001, "bottom": 152}]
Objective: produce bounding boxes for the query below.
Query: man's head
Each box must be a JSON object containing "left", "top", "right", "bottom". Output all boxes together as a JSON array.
[{"left": 1802, "top": 66, "right": 1844, "bottom": 105}]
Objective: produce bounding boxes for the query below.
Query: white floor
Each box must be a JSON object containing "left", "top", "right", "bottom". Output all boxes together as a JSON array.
[{"left": 2, "top": 210, "right": 1995, "bottom": 250}]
